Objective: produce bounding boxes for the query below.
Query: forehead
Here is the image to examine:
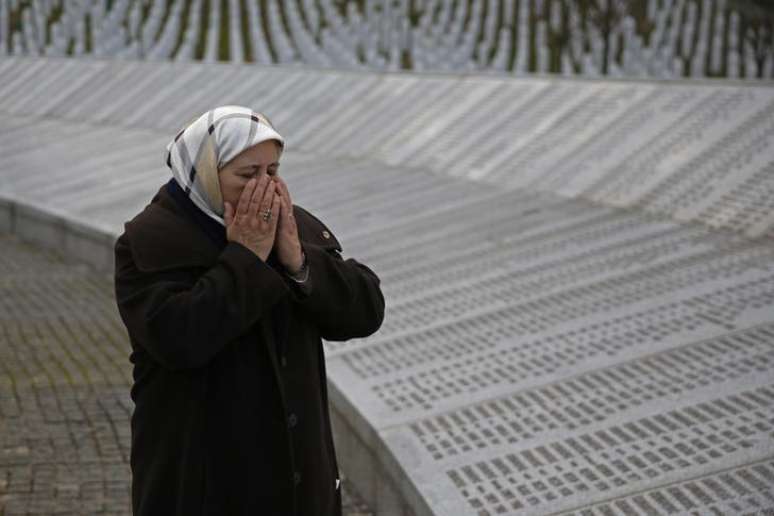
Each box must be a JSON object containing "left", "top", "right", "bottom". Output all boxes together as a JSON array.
[{"left": 234, "top": 140, "right": 279, "bottom": 165}]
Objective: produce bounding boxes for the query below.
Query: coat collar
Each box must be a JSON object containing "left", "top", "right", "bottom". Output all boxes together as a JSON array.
[{"left": 123, "top": 182, "right": 342, "bottom": 273}]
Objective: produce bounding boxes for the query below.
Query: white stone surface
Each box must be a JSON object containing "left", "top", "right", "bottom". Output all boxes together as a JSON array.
[{"left": 1, "top": 57, "right": 774, "bottom": 516}]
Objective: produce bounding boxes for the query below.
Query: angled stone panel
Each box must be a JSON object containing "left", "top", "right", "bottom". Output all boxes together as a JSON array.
[{"left": 1, "top": 57, "right": 773, "bottom": 516}]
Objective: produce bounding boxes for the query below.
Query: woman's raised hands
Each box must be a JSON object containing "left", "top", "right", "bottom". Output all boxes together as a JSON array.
[
  {"left": 274, "top": 177, "right": 304, "bottom": 274},
  {"left": 223, "top": 175, "right": 280, "bottom": 261}
]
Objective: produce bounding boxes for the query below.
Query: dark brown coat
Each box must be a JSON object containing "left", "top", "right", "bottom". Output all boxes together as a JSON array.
[{"left": 113, "top": 183, "right": 384, "bottom": 516}]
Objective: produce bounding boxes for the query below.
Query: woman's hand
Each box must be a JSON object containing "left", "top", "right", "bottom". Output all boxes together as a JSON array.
[
  {"left": 223, "top": 175, "right": 280, "bottom": 261},
  {"left": 274, "top": 177, "right": 304, "bottom": 273}
]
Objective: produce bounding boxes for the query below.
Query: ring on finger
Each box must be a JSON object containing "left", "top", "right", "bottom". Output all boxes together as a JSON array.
[{"left": 262, "top": 209, "right": 272, "bottom": 221}]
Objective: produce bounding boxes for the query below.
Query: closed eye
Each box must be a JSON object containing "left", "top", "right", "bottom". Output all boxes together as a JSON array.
[{"left": 240, "top": 165, "right": 279, "bottom": 178}]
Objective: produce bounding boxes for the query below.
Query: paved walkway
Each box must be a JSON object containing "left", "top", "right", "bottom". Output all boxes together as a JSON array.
[{"left": 0, "top": 232, "right": 372, "bottom": 515}]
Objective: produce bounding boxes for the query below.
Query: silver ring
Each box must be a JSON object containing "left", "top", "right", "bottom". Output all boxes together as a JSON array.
[{"left": 262, "top": 209, "right": 271, "bottom": 222}]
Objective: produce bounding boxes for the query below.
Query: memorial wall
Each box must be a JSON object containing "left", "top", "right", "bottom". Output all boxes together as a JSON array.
[{"left": 1, "top": 56, "right": 772, "bottom": 515}]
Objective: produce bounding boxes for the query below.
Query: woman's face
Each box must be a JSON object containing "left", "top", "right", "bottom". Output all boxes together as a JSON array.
[{"left": 218, "top": 140, "right": 281, "bottom": 209}]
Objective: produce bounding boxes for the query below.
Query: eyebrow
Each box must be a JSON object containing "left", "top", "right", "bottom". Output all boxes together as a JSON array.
[{"left": 244, "top": 161, "right": 279, "bottom": 167}]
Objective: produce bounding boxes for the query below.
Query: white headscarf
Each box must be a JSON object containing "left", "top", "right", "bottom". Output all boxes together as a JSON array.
[{"left": 165, "top": 105, "right": 285, "bottom": 226}]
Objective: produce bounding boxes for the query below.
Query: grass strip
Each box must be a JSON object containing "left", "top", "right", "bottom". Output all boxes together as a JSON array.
[
  {"left": 195, "top": 0, "right": 210, "bottom": 59},
  {"left": 219, "top": 0, "right": 229, "bottom": 60},
  {"left": 294, "top": 0, "right": 311, "bottom": 33},
  {"left": 275, "top": 0, "right": 295, "bottom": 55},
  {"left": 7, "top": 0, "right": 31, "bottom": 51},
  {"left": 46, "top": 1, "right": 64, "bottom": 47},
  {"left": 85, "top": 12, "right": 92, "bottom": 53},
  {"left": 259, "top": 0, "right": 277, "bottom": 62},
  {"left": 154, "top": 0, "right": 174, "bottom": 43},
  {"left": 239, "top": 0, "right": 253, "bottom": 61},
  {"left": 172, "top": 0, "right": 193, "bottom": 58},
  {"left": 141, "top": 0, "right": 151, "bottom": 25}
]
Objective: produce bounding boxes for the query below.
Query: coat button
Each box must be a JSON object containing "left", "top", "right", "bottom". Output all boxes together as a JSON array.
[
  {"left": 322, "top": 230, "right": 330, "bottom": 239},
  {"left": 293, "top": 471, "right": 301, "bottom": 485},
  {"left": 288, "top": 413, "right": 297, "bottom": 428}
]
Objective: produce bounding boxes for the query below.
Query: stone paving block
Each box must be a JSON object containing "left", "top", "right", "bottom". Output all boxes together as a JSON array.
[{"left": 0, "top": 233, "right": 374, "bottom": 515}]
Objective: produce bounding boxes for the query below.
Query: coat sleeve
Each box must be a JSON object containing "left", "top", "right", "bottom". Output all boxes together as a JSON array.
[
  {"left": 114, "top": 233, "right": 290, "bottom": 371},
  {"left": 287, "top": 242, "right": 385, "bottom": 341}
]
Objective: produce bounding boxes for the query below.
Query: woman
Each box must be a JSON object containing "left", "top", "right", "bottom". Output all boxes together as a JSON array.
[{"left": 113, "top": 105, "right": 385, "bottom": 516}]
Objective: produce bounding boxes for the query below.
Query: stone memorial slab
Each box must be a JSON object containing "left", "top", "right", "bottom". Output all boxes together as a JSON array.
[{"left": 1, "top": 57, "right": 773, "bottom": 515}]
